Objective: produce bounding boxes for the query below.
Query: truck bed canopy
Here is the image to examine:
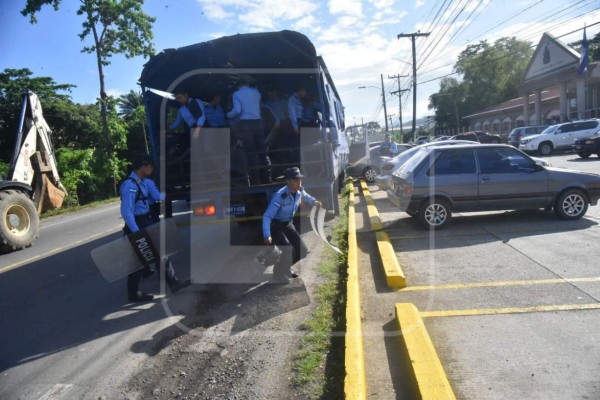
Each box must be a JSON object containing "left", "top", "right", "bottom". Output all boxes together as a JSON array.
[{"left": 139, "top": 30, "right": 320, "bottom": 98}]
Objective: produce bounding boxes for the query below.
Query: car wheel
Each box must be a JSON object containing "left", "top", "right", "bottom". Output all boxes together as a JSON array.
[
  {"left": 554, "top": 189, "right": 588, "bottom": 220},
  {"left": 538, "top": 142, "right": 553, "bottom": 156},
  {"left": 418, "top": 198, "right": 451, "bottom": 229},
  {"left": 578, "top": 152, "right": 591, "bottom": 159},
  {"left": 363, "top": 167, "right": 378, "bottom": 183}
]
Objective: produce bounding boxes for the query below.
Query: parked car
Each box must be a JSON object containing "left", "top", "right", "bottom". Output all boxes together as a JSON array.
[
  {"left": 519, "top": 119, "right": 600, "bottom": 155},
  {"left": 387, "top": 144, "right": 600, "bottom": 229},
  {"left": 508, "top": 125, "right": 548, "bottom": 147},
  {"left": 451, "top": 132, "right": 480, "bottom": 142},
  {"left": 473, "top": 131, "right": 503, "bottom": 143},
  {"left": 375, "top": 140, "right": 478, "bottom": 190},
  {"left": 346, "top": 142, "right": 410, "bottom": 183},
  {"left": 574, "top": 129, "right": 600, "bottom": 158},
  {"left": 430, "top": 135, "right": 451, "bottom": 142},
  {"left": 415, "top": 136, "right": 430, "bottom": 145}
]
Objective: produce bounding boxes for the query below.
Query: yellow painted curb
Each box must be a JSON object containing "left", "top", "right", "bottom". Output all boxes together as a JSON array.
[
  {"left": 345, "top": 183, "right": 367, "bottom": 400},
  {"left": 395, "top": 303, "right": 456, "bottom": 400},
  {"left": 376, "top": 231, "right": 406, "bottom": 288},
  {"left": 359, "top": 180, "right": 383, "bottom": 231},
  {"left": 359, "top": 179, "right": 407, "bottom": 289}
]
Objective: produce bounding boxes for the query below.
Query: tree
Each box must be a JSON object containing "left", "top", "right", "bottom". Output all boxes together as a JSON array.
[
  {"left": 119, "top": 90, "right": 149, "bottom": 153},
  {"left": 21, "top": 0, "right": 155, "bottom": 155},
  {"left": 0, "top": 68, "right": 75, "bottom": 161},
  {"left": 429, "top": 37, "right": 533, "bottom": 129},
  {"left": 569, "top": 31, "right": 600, "bottom": 63}
]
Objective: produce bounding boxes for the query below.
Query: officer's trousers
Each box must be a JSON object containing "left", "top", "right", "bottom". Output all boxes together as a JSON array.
[
  {"left": 236, "top": 119, "right": 271, "bottom": 184},
  {"left": 270, "top": 220, "right": 307, "bottom": 277}
]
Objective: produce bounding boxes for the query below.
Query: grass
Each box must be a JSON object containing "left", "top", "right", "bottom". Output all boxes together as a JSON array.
[
  {"left": 41, "top": 197, "right": 119, "bottom": 219},
  {"left": 292, "top": 180, "right": 351, "bottom": 399}
]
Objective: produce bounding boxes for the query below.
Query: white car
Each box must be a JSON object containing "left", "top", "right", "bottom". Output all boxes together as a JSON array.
[
  {"left": 519, "top": 119, "right": 600, "bottom": 156},
  {"left": 376, "top": 141, "right": 551, "bottom": 190}
]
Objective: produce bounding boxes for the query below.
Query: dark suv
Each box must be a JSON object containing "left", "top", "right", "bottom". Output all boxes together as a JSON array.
[
  {"left": 574, "top": 130, "right": 600, "bottom": 158},
  {"left": 387, "top": 144, "right": 600, "bottom": 229}
]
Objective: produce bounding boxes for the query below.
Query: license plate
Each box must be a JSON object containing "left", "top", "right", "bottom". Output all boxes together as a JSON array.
[{"left": 225, "top": 204, "right": 246, "bottom": 215}]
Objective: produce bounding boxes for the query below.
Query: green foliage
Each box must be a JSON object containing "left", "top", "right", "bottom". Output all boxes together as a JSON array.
[
  {"left": 56, "top": 148, "right": 95, "bottom": 206},
  {"left": 0, "top": 160, "right": 9, "bottom": 179},
  {"left": 429, "top": 37, "right": 534, "bottom": 129},
  {"left": 22, "top": 0, "right": 155, "bottom": 156},
  {"left": 570, "top": 31, "right": 600, "bottom": 63}
]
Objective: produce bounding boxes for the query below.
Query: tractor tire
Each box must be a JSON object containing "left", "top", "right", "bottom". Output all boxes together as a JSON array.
[{"left": 0, "top": 190, "right": 40, "bottom": 251}]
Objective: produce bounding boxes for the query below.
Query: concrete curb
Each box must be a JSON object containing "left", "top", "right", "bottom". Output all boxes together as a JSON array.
[
  {"left": 345, "top": 183, "right": 367, "bottom": 400},
  {"left": 359, "top": 180, "right": 407, "bottom": 289},
  {"left": 395, "top": 303, "right": 456, "bottom": 400}
]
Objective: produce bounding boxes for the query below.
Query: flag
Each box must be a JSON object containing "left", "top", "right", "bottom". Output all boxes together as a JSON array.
[{"left": 578, "top": 25, "right": 589, "bottom": 75}]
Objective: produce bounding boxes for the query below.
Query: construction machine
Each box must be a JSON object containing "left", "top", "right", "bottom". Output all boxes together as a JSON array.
[{"left": 0, "top": 91, "right": 67, "bottom": 251}]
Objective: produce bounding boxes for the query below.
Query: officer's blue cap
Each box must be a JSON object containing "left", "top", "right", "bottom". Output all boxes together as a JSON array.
[
  {"left": 133, "top": 154, "right": 154, "bottom": 169},
  {"left": 284, "top": 167, "right": 304, "bottom": 180}
]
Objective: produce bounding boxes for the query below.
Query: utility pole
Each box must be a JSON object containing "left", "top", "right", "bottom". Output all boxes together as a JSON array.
[
  {"left": 380, "top": 73, "right": 388, "bottom": 132},
  {"left": 388, "top": 114, "right": 395, "bottom": 135},
  {"left": 389, "top": 74, "right": 409, "bottom": 139},
  {"left": 397, "top": 31, "right": 431, "bottom": 142}
]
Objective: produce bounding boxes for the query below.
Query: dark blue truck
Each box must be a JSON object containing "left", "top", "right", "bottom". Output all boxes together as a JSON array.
[{"left": 139, "top": 30, "right": 349, "bottom": 222}]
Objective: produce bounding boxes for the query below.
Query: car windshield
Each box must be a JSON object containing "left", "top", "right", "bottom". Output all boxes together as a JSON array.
[
  {"left": 396, "top": 148, "right": 429, "bottom": 174},
  {"left": 392, "top": 147, "right": 419, "bottom": 165},
  {"left": 540, "top": 125, "right": 558, "bottom": 135}
]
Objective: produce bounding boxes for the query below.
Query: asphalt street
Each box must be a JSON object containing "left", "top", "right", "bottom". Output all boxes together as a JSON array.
[
  {"left": 0, "top": 201, "right": 246, "bottom": 399},
  {"left": 361, "top": 150, "right": 600, "bottom": 399}
]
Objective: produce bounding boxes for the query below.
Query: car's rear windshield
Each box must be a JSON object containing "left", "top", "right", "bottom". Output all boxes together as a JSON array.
[
  {"left": 541, "top": 125, "right": 558, "bottom": 135},
  {"left": 397, "top": 148, "right": 429, "bottom": 174}
]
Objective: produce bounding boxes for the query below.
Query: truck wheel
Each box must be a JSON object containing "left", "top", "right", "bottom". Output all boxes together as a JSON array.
[
  {"left": 0, "top": 190, "right": 40, "bottom": 250},
  {"left": 538, "top": 142, "right": 553, "bottom": 156},
  {"left": 578, "top": 152, "right": 591, "bottom": 159}
]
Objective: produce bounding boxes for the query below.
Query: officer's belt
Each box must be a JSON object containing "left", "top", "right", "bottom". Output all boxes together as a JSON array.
[{"left": 271, "top": 219, "right": 292, "bottom": 227}]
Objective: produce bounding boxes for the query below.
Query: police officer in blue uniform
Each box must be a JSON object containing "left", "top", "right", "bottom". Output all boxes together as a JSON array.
[
  {"left": 227, "top": 76, "right": 271, "bottom": 185},
  {"left": 120, "top": 155, "right": 190, "bottom": 302},
  {"left": 262, "top": 167, "right": 322, "bottom": 283}
]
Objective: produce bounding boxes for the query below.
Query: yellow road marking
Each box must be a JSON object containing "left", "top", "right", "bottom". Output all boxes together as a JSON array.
[
  {"left": 395, "top": 303, "right": 456, "bottom": 399},
  {"left": 401, "top": 277, "right": 600, "bottom": 292},
  {"left": 420, "top": 303, "right": 600, "bottom": 318},
  {"left": 345, "top": 182, "right": 367, "bottom": 399},
  {"left": 0, "top": 226, "right": 122, "bottom": 274}
]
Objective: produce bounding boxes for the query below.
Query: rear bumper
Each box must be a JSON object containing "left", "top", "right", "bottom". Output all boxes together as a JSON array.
[
  {"left": 574, "top": 143, "right": 597, "bottom": 154},
  {"left": 376, "top": 175, "right": 392, "bottom": 190},
  {"left": 387, "top": 189, "right": 420, "bottom": 213}
]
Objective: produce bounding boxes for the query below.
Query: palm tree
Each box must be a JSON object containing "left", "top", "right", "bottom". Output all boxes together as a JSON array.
[{"left": 118, "top": 91, "right": 149, "bottom": 154}]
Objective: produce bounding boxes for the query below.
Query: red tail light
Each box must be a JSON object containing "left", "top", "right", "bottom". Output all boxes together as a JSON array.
[
  {"left": 383, "top": 163, "right": 394, "bottom": 171},
  {"left": 194, "top": 201, "right": 217, "bottom": 217},
  {"left": 402, "top": 185, "right": 413, "bottom": 196},
  {"left": 205, "top": 205, "right": 216, "bottom": 216}
]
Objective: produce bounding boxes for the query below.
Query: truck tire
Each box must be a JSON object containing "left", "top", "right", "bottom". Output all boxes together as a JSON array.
[{"left": 0, "top": 190, "right": 40, "bottom": 250}]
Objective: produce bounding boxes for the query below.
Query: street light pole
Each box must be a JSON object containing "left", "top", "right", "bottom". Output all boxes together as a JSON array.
[{"left": 397, "top": 31, "right": 431, "bottom": 142}]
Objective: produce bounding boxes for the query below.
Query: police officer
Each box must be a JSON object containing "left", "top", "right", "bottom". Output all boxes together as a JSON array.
[
  {"left": 226, "top": 76, "right": 272, "bottom": 184},
  {"left": 120, "top": 154, "right": 190, "bottom": 302},
  {"left": 262, "top": 167, "right": 322, "bottom": 283},
  {"left": 380, "top": 133, "right": 399, "bottom": 157},
  {"left": 170, "top": 88, "right": 206, "bottom": 138}
]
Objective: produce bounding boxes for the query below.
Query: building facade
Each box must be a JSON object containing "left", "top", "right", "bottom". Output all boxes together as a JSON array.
[{"left": 464, "top": 32, "right": 600, "bottom": 137}]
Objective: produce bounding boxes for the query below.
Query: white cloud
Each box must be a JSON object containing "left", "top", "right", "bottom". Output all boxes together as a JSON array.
[
  {"left": 106, "top": 88, "right": 124, "bottom": 98},
  {"left": 329, "top": 0, "right": 363, "bottom": 17},
  {"left": 415, "top": 0, "right": 425, "bottom": 8},
  {"left": 368, "top": 0, "right": 395, "bottom": 8}
]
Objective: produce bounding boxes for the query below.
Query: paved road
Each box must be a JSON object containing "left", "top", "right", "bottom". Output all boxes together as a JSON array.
[
  {"left": 361, "top": 151, "right": 600, "bottom": 399},
  {"left": 0, "top": 201, "right": 252, "bottom": 399}
]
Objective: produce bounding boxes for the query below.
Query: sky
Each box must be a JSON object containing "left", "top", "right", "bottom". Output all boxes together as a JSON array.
[{"left": 1, "top": 0, "right": 599, "bottom": 129}]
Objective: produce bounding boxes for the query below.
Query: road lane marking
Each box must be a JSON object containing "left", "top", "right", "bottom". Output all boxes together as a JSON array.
[
  {"left": 0, "top": 225, "right": 122, "bottom": 274},
  {"left": 400, "top": 277, "right": 600, "bottom": 292},
  {"left": 420, "top": 303, "right": 600, "bottom": 318},
  {"left": 41, "top": 204, "right": 120, "bottom": 229}
]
